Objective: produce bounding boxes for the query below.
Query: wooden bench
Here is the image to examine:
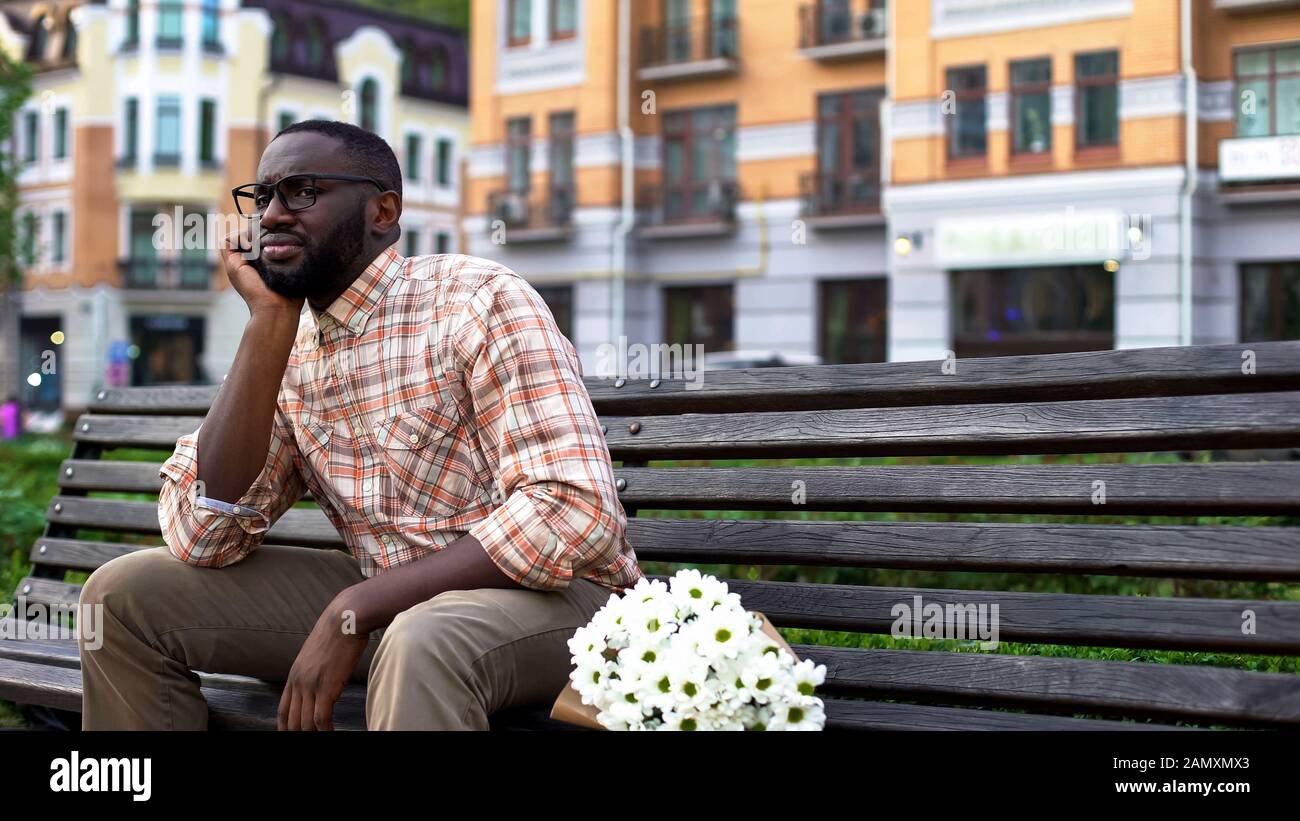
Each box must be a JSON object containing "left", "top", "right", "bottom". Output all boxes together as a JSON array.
[{"left": 3, "top": 341, "right": 1300, "bottom": 730}]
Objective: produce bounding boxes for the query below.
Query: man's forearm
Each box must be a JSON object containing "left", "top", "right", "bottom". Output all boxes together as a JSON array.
[
  {"left": 331, "top": 534, "right": 523, "bottom": 636},
  {"left": 196, "top": 308, "right": 300, "bottom": 502}
]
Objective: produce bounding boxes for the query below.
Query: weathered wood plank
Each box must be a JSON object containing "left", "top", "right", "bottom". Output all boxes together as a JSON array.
[
  {"left": 44, "top": 497, "right": 345, "bottom": 547},
  {"left": 796, "top": 646, "right": 1300, "bottom": 727},
  {"left": 31, "top": 519, "right": 1300, "bottom": 581},
  {"left": 628, "top": 518, "right": 1300, "bottom": 580},
  {"left": 89, "top": 341, "right": 1300, "bottom": 415},
  {"left": 613, "top": 464, "right": 1300, "bottom": 515},
  {"left": 724, "top": 578, "right": 1300, "bottom": 654},
  {"left": 601, "top": 391, "right": 1300, "bottom": 459}
]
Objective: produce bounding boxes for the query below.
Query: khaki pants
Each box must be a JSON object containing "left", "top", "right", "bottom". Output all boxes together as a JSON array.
[{"left": 77, "top": 545, "right": 612, "bottom": 730}]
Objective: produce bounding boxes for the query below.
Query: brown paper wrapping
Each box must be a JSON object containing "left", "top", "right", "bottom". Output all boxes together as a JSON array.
[{"left": 549, "top": 611, "right": 798, "bottom": 729}]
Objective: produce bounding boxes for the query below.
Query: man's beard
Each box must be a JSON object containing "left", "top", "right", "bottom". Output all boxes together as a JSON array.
[{"left": 253, "top": 209, "right": 367, "bottom": 300}]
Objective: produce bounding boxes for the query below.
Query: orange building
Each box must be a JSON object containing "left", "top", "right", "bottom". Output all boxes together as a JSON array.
[
  {"left": 465, "top": 0, "right": 888, "bottom": 372},
  {"left": 468, "top": 0, "right": 1300, "bottom": 372}
]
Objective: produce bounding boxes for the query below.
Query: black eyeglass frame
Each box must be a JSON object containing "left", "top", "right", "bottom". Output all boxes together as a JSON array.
[{"left": 231, "top": 173, "right": 389, "bottom": 218}]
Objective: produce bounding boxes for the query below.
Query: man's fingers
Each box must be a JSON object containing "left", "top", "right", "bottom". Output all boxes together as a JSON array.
[
  {"left": 277, "top": 684, "right": 291, "bottom": 731},
  {"left": 299, "top": 689, "right": 317, "bottom": 732},
  {"left": 314, "top": 696, "right": 335, "bottom": 731}
]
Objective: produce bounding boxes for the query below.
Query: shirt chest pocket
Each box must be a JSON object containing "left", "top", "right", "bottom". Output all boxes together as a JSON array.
[{"left": 372, "top": 400, "right": 483, "bottom": 519}]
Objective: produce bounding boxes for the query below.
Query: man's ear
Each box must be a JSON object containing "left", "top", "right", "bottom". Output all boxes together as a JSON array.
[{"left": 372, "top": 191, "right": 402, "bottom": 236}]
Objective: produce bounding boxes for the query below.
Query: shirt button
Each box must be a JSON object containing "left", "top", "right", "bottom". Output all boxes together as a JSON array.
[
  {"left": 408, "top": 433, "right": 419, "bottom": 445},
  {"left": 232, "top": 505, "right": 242, "bottom": 514},
  {"left": 362, "top": 480, "right": 373, "bottom": 492}
]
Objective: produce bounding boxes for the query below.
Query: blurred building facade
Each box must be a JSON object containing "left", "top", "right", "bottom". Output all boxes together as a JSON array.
[
  {"left": 467, "top": 0, "right": 1300, "bottom": 374},
  {"left": 1, "top": 0, "right": 468, "bottom": 412}
]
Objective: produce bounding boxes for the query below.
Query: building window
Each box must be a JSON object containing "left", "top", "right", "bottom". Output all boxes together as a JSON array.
[
  {"left": 122, "top": 98, "right": 138, "bottom": 163},
  {"left": 534, "top": 285, "right": 574, "bottom": 343},
  {"left": 1234, "top": 43, "right": 1300, "bottom": 138},
  {"left": 710, "top": 0, "right": 738, "bottom": 58},
  {"left": 1241, "top": 263, "right": 1300, "bottom": 341},
  {"left": 426, "top": 47, "right": 448, "bottom": 90},
  {"left": 811, "top": 89, "right": 880, "bottom": 215},
  {"left": 306, "top": 22, "right": 326, "bottom": 68},
  {"left": 819, "top": 279, "right": 887, "bottom": 364},
  {"left": 202, "top": 0, "right": 221, "bottom": 52},
  {"left": 405, "top": 229, "right": 420, "bottom": 258},
  {"left": 1011, "top": 57, "right": 1052, "bottom": 155},
  {"left": 20, "top": 212, "right": 39, "bottom": 267},
  {"left": 129, "top": 316, "right": 206, "bottom": 386},
  {"left": 155, "top": 96, "right": 181, "bottom": 166},
  {"left": 946, "top": 65, "right": 987, "bottom": 159},
  {"left": 549, "top": 112, "right": 575, "bottom": 223},
  {"left": 62, "top": 16, "right": 77, "bottom": 60},
  {"left": 662, "top": 105, "right": 737, "bottom": 221},
  {"left": 436, "top": 137, "right": 453, "bottom": 187},
  {"left": 271, "top": 16, "right": 290, "bottom": 65},
  {"left": 53, "top": 107, "right": 68, "bottom": 160},
  {"left": 551, "top": 0, "right": 577, "bottom": 40},
  {"left": 435, "top": 231, "right": 451, "bottom": 254},
  {"left": 157, "top": 0, "right": 184, "bottom": 48},
  {"left": 533, "top": 285, "right": 574, "bottom": 342},
  {"left": 508, "top": 0, "right": 532, "bottom": 46},
  {"left": 199, "top": 99, "right": 217, "bottom": 166},
  {"left": 506, "top": 117, "right": 532, "bottom": 192},
  {"left": 1076, "top": 50, "right": 1119, "bottom": 149},
  {"left": 277, "top": 111, "right": 295, "bottom": 133},
  {"left": 51, "top": 211, "right": 67, "bottom": 266},
  {"left": 951, "top": 266, "right": 1115, "bottom": 358},
  {"left": 359, "top": 79, "right": 378, "bottom": 133},
  {"left": 23, "top": 110, "right": 38, "bottom": 165},
  {"left": 406, "top": 133, "right": 422, "bottom": 182},
  {"left": 664, "top": 285, "right": 734, "bottom": 355},
  {"left": 123, "top": 0, "right": 140, "bottom": 47},
  {"left": 28, "top": 15, "right": 47, "bottom": 60}
]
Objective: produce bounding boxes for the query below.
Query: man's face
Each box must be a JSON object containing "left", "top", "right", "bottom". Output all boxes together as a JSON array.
[{"left": 250, "top": 132, "right": 374, "bottom": 301}]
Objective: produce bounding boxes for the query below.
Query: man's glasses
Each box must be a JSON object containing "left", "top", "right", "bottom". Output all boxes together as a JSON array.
[{"left": 231, "top": 173, "right": 387, "bottom": 218}]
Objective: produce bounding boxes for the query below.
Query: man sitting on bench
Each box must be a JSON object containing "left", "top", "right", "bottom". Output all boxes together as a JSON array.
[{"left": 77, "top": 120, "right": 643, "bottom": 730}]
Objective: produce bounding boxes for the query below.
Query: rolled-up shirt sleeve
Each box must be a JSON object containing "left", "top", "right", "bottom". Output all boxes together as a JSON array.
[
  {"left": 158, "top": 401, "right": 307, "bottom": 568},
  {"left": 462, "top": 275, "right": 637, "bottom": 591}
]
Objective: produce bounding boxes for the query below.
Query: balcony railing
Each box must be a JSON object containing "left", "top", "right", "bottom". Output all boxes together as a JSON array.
[
  {"left": 487, "top": 187, "right": 575, "bottom": 243},
  {"left": 120, "top": 259, "right": 214, "bottom": 290},
  {"left": 639, "top": 13, "right": 739, "bottom": 81},
  {"left": 638, "top": 179, "right": 739, "bottom": 239},
  {"left": 800, "top": 170, "right": 881, "bottom": 226},
  {"left": 798, "top": 0, "right": 887, "bottom": 59}
]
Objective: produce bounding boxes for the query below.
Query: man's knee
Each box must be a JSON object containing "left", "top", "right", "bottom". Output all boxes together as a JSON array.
[{"left": 79, "top": 546, "right": 181, "bottom": 610}]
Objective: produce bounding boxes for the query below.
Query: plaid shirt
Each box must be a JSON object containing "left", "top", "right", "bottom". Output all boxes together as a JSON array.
[{"left": 158, "top": 246, "right": 643, "bottom": 593}]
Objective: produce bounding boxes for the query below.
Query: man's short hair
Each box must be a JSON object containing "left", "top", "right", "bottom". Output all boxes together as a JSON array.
[{"left": 273, "top": 120, "right": 403, "bottom": 199}]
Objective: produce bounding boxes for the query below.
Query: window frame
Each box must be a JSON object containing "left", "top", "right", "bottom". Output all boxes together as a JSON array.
[
  {"left": 51, "top": 210, "right": 67, "bottom": 267},
  {"left": 945, "top": 64, "right": 988, "bottom": 162},
  {"left": 23, "top": 110, "right": 39, "bottom": 165},
  {"left": 1074, "top": 49, "right": 1120, "bottom": 152},
  {"left": 950, "top": 265, "right": 1116, "bottom": 358},
  {"left": 1233, "top": 42, "right": 1300, "bottom": 138},
  {"left": 505, "top": 116, "right": 533, "bottom": 193},
  {"left": 814, "top": 87, "right": 882, "bottom": 215},
  {"left": 406, "top": 132, "right": 423, "bottom": 183},
  {"left": 818, "top": 277, "right": 888, "bottom": 364},
  {"left": 508, "top": 0, "right": 532, "bottom": 47},
  {"left": 550, "top": 0, "right": 577, "bottom": 41},
  {"left": 1240, "top": 261, "right": 1300, "bottom": 342},
  {"left": 53, "top": 107, "right": 68, "bottom": 161},
  {"left": 662, "top": 284, "right": 735, "bottom": 355},
  {"left": 660, "top": 104, "right": 737, "bottom": 222},
  {"left": 154, "top": 95, "right": 182, "bottom": 166},
  {"left": 157, "top": 0, "right": 185, "bottom": 48},
  {"left": 1009, "top": 56, "right": 1053, "bottom": 157},
  {"left": 436, "top": 137, "right": 454, "bottom": 188},
  {"left": 199, "top": 99, "right": 217, "bottom": 166}
]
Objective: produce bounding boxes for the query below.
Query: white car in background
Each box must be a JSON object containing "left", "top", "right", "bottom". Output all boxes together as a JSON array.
[{"left": 701, "top": 350, "right": 824, "bottom": 370}]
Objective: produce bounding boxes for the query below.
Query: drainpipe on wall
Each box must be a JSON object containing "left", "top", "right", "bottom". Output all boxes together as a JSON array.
[
  {"left": 611, "top": 0, "right": 634, "bottom": 357},
  {"left": 1179, "top": 0, "right": 1197, "bottom": 346}
]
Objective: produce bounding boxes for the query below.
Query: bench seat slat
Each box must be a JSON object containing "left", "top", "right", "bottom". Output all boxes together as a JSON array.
[
  {"left": 29, "top": 518, "right": 1300, "bottom": 581},
  {"left": 797, "top": 646, "right": 1300, "bottom": 727},
  {"left": 614, "top": 464, "right": 1300, "bottom": 515},
  {"left": 601, "top": 391, "right": 1300, "bottom": 459},
  {"left": 724, "top": 578, "right": 1300, "bottom": 654},
  {"left": 73, "top": 390, "right": 1300, "bottom": 458},
  {"left": 89, "top": 341, "right": 1300, "bottom": 416},
  {"left": 0, "top": 645, "right": 1174, "bottom": 731}
]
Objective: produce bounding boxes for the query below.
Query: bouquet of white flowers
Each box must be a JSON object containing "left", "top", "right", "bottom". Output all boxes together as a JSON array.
[{"left": 554, "top": 569, "right": 828, "bottom": 731}]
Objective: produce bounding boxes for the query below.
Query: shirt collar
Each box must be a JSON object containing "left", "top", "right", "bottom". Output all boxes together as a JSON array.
[{"left": 308, "top": 244, "right": 404, "bottom": 338}]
